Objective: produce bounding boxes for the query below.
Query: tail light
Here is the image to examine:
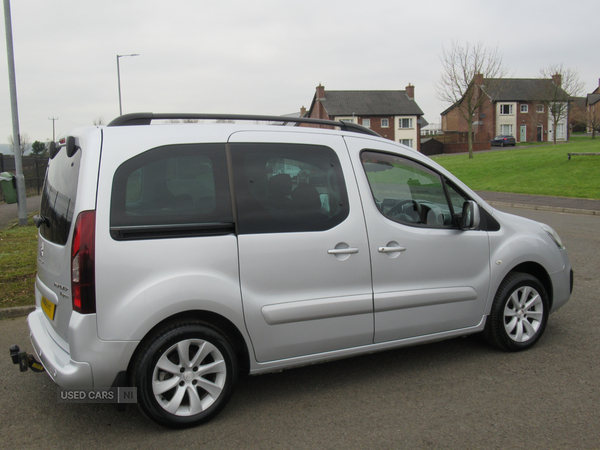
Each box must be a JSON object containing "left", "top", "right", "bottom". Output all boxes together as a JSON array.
[{"left": 72, "top": 210, "right": 96, "bottom": 314}]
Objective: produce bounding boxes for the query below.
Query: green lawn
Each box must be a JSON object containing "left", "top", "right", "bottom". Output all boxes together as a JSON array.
[
  {"left": 431, "top": 137, "right": 600, "bottom": 199},
  {"left": 0, "top": 217, "right": 37, "bottom": 308}
]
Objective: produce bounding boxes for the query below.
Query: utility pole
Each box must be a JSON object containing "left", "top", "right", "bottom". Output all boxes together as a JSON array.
[
  {"left": 116, "top": 53, "right": 139, "bottom": 116},
  {"left": 48, "top": 117, "right": 58, "bottom": 141},
  {"left": 3, "top": 0, "right": 27, "bottom": 225}
]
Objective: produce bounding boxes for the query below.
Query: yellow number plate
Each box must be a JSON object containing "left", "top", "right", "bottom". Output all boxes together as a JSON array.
[{"left": 41, "top": 296, "right": 56, "bottom": 321}]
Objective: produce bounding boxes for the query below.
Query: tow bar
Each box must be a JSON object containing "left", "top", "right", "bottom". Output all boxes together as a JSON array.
[{"left": 9, "top": 345, "right": 45, "bottom": 373}]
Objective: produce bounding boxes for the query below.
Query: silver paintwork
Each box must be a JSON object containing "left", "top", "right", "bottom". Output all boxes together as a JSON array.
[
  {"left": 28, "top": 121, "right": 572, "bottom": 393},
  {"left": 503, "top": 286, "right": 544, "bottom": 343}
]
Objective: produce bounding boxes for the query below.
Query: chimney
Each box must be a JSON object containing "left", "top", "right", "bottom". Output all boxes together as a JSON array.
[
  {"left": 405, "top": 83, "right": 414, "bottom": 100},
  {"left": 474, "top": 73, "right": 484, "bottom": 86},
  {"left": 316, "top": 83, "right": 325, "bottom": 100},
  {"left": 300, "top": 106, "right": 306, "bottom": 117},
  {"left": 552, "top": 73, "right": 562, "bottom": 86}
]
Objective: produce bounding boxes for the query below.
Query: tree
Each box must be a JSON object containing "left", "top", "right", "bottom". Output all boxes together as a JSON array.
[
  {"left": 585, "top": 97, "right": 600, "bottom": 139},
  {"left": 537, "top": 64, "right": 585, "bottom": 145},
  {"left": 31, "top": 140, "right": 47, "bottom": 156},
  {"left": 436, "top": 41, "right": 507, "bottom": 158},
  {"left": 7, "top": 133, "right": 30, "bottom": 155}
]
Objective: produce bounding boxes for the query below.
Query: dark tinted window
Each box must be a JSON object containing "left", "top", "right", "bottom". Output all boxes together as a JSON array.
[
  {"left": 39, "top": 148, "right": 81, "bottom": 245},
  {"left": 110, "top": 144, "right": 233, "bottom": 239},
  {"left": 231, "top": 143, "right": 348, "bottom": 234}
]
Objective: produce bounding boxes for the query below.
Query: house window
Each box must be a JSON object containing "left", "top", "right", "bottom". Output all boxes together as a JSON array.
[
  {"left": 362, "top": 118, "right": 371, "bottom": 128},
  {"left": 520, "top": 104, "right": 528, "bottom": 113},
  {"left": 556, "top": 123, "right": 565, "bottom": 139},
  {"left": 536, "top": 104, "right": 544, "bottom": 113},
  {"left": 500, "top": 124, "right": 513, "bottom": 136},
  {"left": 381, "top": 118, "right": 389, "bottom": 128},
  {"left": 400, "top": 139, "right": 413, "bottom": 148},
  {"left": 400, "top": 118, "right": 413, "bottom": 128},
  {"left": 500, "top": 104, "right": 513, "bottom": 115}
]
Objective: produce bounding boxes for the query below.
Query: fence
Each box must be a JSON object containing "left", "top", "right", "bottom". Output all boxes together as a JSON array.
[
  {"left": 425, "top": 132, "right": 493, "bottom": 154},
  {"left": 0, "top": 154, "right": 49, "bottom": 203}
]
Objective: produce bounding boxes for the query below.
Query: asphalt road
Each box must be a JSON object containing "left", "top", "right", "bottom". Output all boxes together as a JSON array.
[{"left": 1, "top": 206, "right": 598, "bottom": 450}]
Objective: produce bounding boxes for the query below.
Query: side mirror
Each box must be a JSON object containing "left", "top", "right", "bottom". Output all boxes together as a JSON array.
[{"left": 461, "top": 200, "right": 480, "bottom": 230}]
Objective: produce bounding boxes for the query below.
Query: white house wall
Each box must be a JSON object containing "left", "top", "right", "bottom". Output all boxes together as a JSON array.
[
  {"left": 394, "top": 115, "right": 419, "bottom": 148},
  {"left": 496, "top": 102, "right": 517, "bottom": 136},
  {"left": 547, "top": 102, "right": 569, "bottom": 141}
]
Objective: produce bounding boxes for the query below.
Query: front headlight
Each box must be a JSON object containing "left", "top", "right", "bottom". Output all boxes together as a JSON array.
[{"left": 541, "top": 223, "right": 565, "bottom": 249}]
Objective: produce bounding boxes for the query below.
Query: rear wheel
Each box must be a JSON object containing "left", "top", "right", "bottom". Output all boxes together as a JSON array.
[
  {"left": 484, "top": 272, "right": 549, "bottom": 351},
  {"left": 130, "top": 320, "right": 238, "bottom": 428}
]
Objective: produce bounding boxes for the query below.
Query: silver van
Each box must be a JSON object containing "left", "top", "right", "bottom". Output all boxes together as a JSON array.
[{"left": 18, "top": 113, "right": 572, "bottom": 428}]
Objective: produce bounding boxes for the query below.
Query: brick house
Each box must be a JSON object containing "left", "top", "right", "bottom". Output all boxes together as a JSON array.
[
  {"left": 570, "top": 97, "right": 587, "bottom": 132},
  {"left": 305, "top": 84, "right": 425, "bottom": 151},
  {"left": 586, "top": 79, "right": 600, "bottom": 134},
  {"left": 441, "top": 75, "right": 571, "bottom": 152}
]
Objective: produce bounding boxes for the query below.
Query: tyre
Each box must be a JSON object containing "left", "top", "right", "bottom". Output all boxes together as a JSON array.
[
  {"left": 484, "top": 272, "right": 549, "bottom": 351},
  {"left": 130, "top": 320, "right": 238, "bottom": 428}
]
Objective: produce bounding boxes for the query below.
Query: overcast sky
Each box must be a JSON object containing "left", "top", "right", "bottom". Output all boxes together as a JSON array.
[{"left": 1, "top": 0, "right": 598, "bottom": 144}]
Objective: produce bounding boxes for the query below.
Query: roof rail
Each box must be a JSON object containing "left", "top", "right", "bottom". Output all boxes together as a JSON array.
[{"left": 106, "top": 112, "right": 381, "bottom": 137}]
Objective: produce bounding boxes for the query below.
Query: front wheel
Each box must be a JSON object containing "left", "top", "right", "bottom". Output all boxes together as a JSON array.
[
  {"left": 130, "top": 320, "right": 238, "bottom": 428},
  {"left": 484, "top": 272, "right": 549, "bottom": 351}
]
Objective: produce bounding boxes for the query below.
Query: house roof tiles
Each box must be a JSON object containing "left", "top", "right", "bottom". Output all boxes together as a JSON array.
[
  {"left": 587, "top": 93, "right": 600, "bottom": 106},
  {"left": 319, "top": 90, "right": 424, "bottom": 116},
  {"left": 484, "top": 78, "right": 569, "bottom": 102}
]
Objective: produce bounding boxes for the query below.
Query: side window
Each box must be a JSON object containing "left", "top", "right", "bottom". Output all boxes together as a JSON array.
[
  {"left": 231, "top": 143, "right": 349, "bottom": 234},
  {"left": 446, "top": 181, "right": 471, "bottom": 217},
  {"left": 110, "top": 144, "right": 233, "bottom": 239},
  {"left": 361, "top": 151, "right": 465, "bottom": 228}
]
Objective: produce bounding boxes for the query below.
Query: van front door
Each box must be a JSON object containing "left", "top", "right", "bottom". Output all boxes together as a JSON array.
[
  {"left": 346, "top": 137, "right": 490, "bottom": 343},
  {"left": 229, "top": 133, "right": 373, "bottom": 362}
]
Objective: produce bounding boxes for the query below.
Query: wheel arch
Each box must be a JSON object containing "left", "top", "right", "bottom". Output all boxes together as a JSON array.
[
  {"left": 127, "top": 310, "right": 251, "bottom": 377},
  {"left": 509, "top": 262, "right": 553, "bottom": 309}
]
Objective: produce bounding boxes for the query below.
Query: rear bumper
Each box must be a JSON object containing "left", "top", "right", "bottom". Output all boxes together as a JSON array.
[
  {"left": 28, "top": 309, "right": 140, "bottom": 388},
  {"left": 28, "top": 309, "right": 93, "bottom": 387}
]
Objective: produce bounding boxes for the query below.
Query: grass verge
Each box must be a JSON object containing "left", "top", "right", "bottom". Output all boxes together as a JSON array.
[
  {"left": 0, "top": 217, "right": 37, "bottom": 308},
  {"left": 432, "top": 137, "right": 600, "bottom": 199}
]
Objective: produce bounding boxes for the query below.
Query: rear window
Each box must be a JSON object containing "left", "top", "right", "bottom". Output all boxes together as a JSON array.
[
  {"left": 110, "top": 144, "right": 233, "bottom": 240},
  {"left": 39, "top": 148, "right": 81, "bottom": 245}
]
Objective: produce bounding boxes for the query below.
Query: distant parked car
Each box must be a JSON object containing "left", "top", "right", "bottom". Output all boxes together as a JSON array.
[{"left": 491, "top": 135, "right": 516, "bottom": 147}]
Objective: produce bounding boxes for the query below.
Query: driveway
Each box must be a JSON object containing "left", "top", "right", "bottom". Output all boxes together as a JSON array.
[{"left": 0, "top": 195, "right": 41, "bottom": 229}]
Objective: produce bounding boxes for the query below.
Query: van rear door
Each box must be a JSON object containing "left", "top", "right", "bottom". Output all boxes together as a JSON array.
[{"left": 35, "top": 131, "right": 101, "bottom": 349}]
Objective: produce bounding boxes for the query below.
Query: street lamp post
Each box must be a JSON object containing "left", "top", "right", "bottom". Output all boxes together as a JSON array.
[
  {"left": 48, "top": 116, "right": 58, "bottom": 141},
  {"left": 4, "top": 0, "right": 27, "bottom": 225},
  {"left": 116, "top": 53, "right": 139, "bottom": 116}
]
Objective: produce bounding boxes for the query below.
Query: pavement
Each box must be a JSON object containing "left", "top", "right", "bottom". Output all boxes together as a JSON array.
[
  {"left": 475, "top": 190, "right": 600, "bottom": 215},
  {"left": 0, "top": 194, "right": 42, "bottom": 229},
  {"left": 1, "top": 192, "right": 599, "bottom": 320}
]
